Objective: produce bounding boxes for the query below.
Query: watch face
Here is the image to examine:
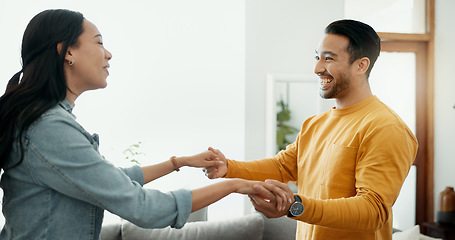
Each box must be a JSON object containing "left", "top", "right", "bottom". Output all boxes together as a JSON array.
[{"left": 290, "top": 202, "right": 304, "bottom": 216}]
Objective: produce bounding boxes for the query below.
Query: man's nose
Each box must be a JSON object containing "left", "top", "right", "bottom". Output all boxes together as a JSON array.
[{"left": 314, "top": 59, "right": 325, "bottom": 75}]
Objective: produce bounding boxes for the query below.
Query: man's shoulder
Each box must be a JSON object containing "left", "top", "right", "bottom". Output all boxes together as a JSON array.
[{"left": 365, "top": 99, "right": 408, "bottom": 127}]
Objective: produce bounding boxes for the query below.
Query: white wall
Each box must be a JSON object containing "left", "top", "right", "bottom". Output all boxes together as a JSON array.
[
  {"left": 242, "top": 0, "right": 343, "bottom": 214},
  {"left": 244, "top": 0, "right": 344, "bottom": 161},
  {"left": 0, "top": 0, "right": 246, "bottom": 223},
  {"left": 434, "top": 0, "right": 455, "bottom": 215}
]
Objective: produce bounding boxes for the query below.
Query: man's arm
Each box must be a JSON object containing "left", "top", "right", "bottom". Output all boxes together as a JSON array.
[{"left": 206, "top": 145, "right": 298, "bottom": 183}]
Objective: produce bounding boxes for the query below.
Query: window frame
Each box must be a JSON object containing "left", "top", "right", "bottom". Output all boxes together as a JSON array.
[{"left": 377, "top": 0, "right": 435, "bottom": 227}]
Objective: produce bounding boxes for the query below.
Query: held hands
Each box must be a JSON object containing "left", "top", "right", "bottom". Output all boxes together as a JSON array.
[
  {"left": 233, "top": 179, "right": 294, "bottom": 219},
  {"left": 249, "top": 180, "right": 295, "bottom": 218},
  {"left": 204, "top": 147, "right": 228, "bottom": 179},
  {"left": 202, "top": 148, "right": 295, "bottom": 218}
]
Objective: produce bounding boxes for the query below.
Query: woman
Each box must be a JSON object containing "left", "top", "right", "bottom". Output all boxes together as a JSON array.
[{"left": 0, "top": 9, "right": 290, "bottom": 239}]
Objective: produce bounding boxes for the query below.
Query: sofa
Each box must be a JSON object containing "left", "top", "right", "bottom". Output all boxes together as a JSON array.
[
  {"left": 100, "top": 211, "right": 296, "bottom": 240},
  {"left": 101, "top": 211, "right": 446, "bottom": 240}
]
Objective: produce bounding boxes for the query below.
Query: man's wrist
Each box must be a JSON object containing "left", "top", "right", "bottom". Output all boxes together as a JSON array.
[
  {"left": 223, "top": 159, "right": 230, "bottom": 178},
  {"left": 287, "top": 195, "right": 304, "bottom": 217}
]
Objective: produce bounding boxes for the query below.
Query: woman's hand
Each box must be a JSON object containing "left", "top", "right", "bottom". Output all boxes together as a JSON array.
[
  {"left": 232, "top": 179, "right": 294, "bottom": 217},
  {"left": 191, "top": 179, "right": 293, "bottom": 214},
  {"left": 204, "top": 147, "right": 228, "bottom": 179},
  {"left": 248, "top": 180, "right": 295, "bottom": 218},
  {"left": 176, "top": 150, "right": 222, "bottom": 169}
]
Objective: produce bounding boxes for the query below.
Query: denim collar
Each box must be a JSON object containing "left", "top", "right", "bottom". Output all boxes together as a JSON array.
[
  {"left": 59, "top": 100, "right": 73, "bottom": 113},
  {"left": 58, "top": 100, "right": 76, "bottom": 119}
]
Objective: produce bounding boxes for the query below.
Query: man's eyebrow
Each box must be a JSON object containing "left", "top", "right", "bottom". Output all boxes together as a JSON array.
[
  {"left": 315, "top": 50, "right": 338, "bottom": 56},
  {"left": 94, "top": 33, "right": 102, "bottom": 38}
]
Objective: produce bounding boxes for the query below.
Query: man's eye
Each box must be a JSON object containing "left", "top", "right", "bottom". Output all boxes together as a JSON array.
[
  {"left": 325, "top": 57, "right": 333, "bottom": 61},
  {"left": 315, "top": 56, "right": 320, "bottom": 61},
  {"left": 98, "top": 42, "right": 104, "bottom": 45}
]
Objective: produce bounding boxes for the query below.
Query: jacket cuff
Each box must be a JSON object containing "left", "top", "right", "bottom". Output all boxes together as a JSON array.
[{"left": 170, "top": 189, "right": 192, "bottom": 229}]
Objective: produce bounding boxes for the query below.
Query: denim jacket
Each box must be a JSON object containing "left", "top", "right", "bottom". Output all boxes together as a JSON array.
[{"left": 0, "top": 101, "right": 191, "bottom": 240}]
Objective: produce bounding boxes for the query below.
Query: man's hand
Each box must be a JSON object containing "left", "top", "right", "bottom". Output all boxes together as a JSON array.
[
  {"left": 204, "top": 147, "right": 228, "bottom": 179},
  {"left": 229, "top": 179, "right": 293, "bottom": 213},
  {"left": 249, "top": 180, "right": 295, "bottom": 218}
]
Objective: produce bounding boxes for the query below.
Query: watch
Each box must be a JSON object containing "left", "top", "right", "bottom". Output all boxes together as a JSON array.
[{"left": 288, "top": 195, "right": 304, "bottom": 217}]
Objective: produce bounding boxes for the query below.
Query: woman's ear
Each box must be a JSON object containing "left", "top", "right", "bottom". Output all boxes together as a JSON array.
[{"left": 57, "top": 42, "right": 73, "bottom": 63}]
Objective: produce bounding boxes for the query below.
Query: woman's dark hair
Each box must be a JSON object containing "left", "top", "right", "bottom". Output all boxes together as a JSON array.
[
  {"left": 0, "top": 9, "right": 84, "bottom": 170},
  {"left": 325, "top": 19, "right": 381, "bottom": 78}
]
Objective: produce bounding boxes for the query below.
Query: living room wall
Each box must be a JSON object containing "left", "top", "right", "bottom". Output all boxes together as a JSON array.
[
  {"left": 0, "top": 0, "right": 247, "bottom": 224},
  {"left": 243, "top": 0, "right": 344, "bottom": 211}
]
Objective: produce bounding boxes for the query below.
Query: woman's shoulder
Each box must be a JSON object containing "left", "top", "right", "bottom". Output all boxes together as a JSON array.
[
  {"left": 41, "top": 101, "right": 75, "bottom": 119},
  {"left": 28, "top": 102, "right": 79, "bottom": 135}
]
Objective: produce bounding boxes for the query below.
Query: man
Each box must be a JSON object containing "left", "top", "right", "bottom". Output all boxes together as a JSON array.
[{"left": 207, "top": 19, "right": 418, "bottom": 240}]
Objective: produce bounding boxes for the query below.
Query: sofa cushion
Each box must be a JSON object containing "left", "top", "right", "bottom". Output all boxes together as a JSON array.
[
  {"left": 100, "top": 223, "right": 121, "bottom": 240},
  {"left": 121, "top": 212, "right": 264, "bottom": 240},
  {"left": 261, "top": 214, "right": 296, "bottom": 240}
]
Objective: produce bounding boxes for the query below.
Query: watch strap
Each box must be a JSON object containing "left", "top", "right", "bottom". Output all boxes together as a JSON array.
[{"left": 294, "top": 195, "right": 302, "bottom": 203}]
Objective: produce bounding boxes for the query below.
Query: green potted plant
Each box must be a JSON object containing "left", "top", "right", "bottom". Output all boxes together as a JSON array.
[{"left": 276, "top": 99, "right": 299, "bottom": 152}]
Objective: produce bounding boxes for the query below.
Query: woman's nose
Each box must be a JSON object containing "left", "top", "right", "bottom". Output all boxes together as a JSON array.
[{"left": 105, "top": 49, "right": 112, "bottom": 60}]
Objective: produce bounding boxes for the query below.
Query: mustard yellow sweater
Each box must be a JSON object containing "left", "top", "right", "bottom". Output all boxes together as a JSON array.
[{"left": 226, "top": 96, "right": 418, "bottom": 240}]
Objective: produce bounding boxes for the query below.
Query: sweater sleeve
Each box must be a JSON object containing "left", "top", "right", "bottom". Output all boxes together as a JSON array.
[
  {"left": 225, "top": 140, "right": 299, "bottom": 183},
  {"left": 292, "top": 124, "right": 418, "bottom": 232},
  {"left": 26, "top": 115, "right": 191, "bottom": 229}
]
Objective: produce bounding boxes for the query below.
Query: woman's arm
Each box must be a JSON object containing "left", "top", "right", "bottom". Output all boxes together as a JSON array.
[
  {"left": 141, "top": 150, "right": 222, "bottom": 184},
  {"left": 191, "top": 179, "right": 294, "bottom": 213}
]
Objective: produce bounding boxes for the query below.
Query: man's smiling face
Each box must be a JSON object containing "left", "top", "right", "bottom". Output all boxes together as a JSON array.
[{"left": 314, "top": 33, "right": 356, "bottom": 100}]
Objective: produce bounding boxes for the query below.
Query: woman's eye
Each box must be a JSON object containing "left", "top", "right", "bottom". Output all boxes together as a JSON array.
[{"left": 98, "top": 42, "right": 104, "bottom": 45}]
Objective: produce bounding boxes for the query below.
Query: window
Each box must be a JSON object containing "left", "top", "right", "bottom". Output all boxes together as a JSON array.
[{"left": 346, "top": 0, "right": 434, "bottom": 228}]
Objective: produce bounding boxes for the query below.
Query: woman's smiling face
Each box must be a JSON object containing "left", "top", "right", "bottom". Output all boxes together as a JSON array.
[{"left": 65, "top": 19, "right": 112, "bottom": 97}]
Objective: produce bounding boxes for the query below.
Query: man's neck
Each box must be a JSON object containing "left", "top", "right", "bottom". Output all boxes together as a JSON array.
[{"left": 334, "top": 90, "right": 373, "bottom": 109}]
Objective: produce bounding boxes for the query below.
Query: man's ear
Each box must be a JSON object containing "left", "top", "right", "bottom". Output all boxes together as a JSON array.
[{"left": 356, "top": 57, "right": 370, "bottom": 74}]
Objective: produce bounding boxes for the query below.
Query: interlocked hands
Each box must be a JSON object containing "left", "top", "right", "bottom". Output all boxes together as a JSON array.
[{"left": 203, "top": 147, "right": 295, "bottom": 218}]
